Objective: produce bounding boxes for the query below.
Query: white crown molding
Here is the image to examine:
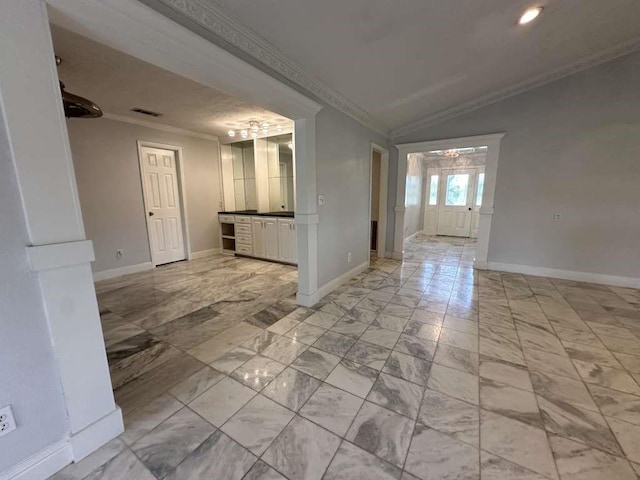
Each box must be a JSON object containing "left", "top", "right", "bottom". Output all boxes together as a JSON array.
[
  {"left": 101, "top": 113, "right": 220, "bottom": 141},
  {"left": 391, "top": 35, "right": 640, "bottom": 140},
  {"left": 149, "top": 0, "right": 390, "bottom": 137}
]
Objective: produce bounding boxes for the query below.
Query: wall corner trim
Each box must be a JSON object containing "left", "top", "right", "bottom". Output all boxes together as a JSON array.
[
  {"left": 487, "top": 262, "right": 640, "bottom": 289},
  {"left": 27, "top": 240, "right": 95, "bottom": 272},
  {"left": 473, "top": 260, "right": 489, "bottom": 270},
  {"left": 92, "top": 262, "right": 155, "bottom": 282},
  {"left": 294, "top": 213, "right": 320, "bottom": 225},
  {"left": 0, "top": 440, "right": 72, "bottom": 480},
  {"left": 68, "top": 407, "right": 123, "bottom": 461}
]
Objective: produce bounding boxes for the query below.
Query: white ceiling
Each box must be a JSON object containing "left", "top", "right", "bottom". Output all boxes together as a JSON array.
[
  {"left": 50, "top": 24, "right": 293, "bottom": 138},
  {"left": 214, "top": 0, "right": 640, "bottom": 132}
]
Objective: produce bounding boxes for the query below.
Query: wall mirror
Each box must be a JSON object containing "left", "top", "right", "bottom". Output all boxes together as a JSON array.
[
  {"left": 221, "top": 132, "right": 295, "bottom": 213},
  {"left": 267, "top": 134, "right": 294, "bottom": 212}
]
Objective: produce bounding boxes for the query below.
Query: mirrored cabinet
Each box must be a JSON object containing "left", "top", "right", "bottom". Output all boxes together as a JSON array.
[
  {"left": 267, "top": 134, "right": 294, "bottom": 212},
  {"left": 219, "top": 132, "right": 296, "bottom": 264},
  {"left": 221, "top": 133, "right": 294, "bottom": 214}
]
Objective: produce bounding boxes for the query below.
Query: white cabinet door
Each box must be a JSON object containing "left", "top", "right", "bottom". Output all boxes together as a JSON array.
[
  {"left": 264, "top": 217, "right": 279, "bottom": 260},
  {"left": 290, "top": 222, "right": 297, "bottom": 264},
  {"left": 252, "top": 217, "right": 266, "bottom": 258},
  {"left": 278, "top": 219, "right": 296, "bottom": 263}
]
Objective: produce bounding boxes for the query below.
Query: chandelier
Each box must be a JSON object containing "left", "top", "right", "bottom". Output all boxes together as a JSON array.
[
  {"left": 228, "top": 120, "right": 284, "bottom": 139},
  {"left": 443, "top": 149, "right": 460, "bottom": 158}
]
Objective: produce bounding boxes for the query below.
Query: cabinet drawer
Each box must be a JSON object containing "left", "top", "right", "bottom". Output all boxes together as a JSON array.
[
  {"left": 236, "top": 224, "right": 251, "bottom": 234},
  {"left": 236, "top": 234, "right": 252, "bottom": 245},
  {"left": 218, "top": 215, "right": 235, "bottom": 223},
  {"left": 235, "top": 216, "right": 252, "bottom": 224},
  {"left": 236, "top": 244, "right": 252, "bottom": 255}
]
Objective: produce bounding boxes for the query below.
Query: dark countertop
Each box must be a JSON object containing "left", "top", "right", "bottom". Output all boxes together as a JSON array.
[{"left": 219, "top": 210, "right": 295, "bottom": 218}]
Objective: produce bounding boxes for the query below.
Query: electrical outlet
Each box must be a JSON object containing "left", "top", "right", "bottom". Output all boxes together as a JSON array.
[
  {"left": 116, "top": 249, "right": 124, "bottom": 259},
  {"left": 318, "top": 194, "right": 325, "bottom": 206},
  {"left": 553, "top": 212, "right": 561, "bottom": 222},
  {"left": 347, "top": 252, "right": 352, "bottom": 263},
  {"left": 0, "top": 405, "right": 16, "bottom": 438}
]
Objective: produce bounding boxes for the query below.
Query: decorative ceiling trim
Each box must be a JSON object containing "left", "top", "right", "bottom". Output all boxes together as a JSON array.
[
  {"left": 391, "top": 36, "right": 640, "bottom": 140},
  {"left": 150, "top": 0, "right": 390, "bottom": 136}
]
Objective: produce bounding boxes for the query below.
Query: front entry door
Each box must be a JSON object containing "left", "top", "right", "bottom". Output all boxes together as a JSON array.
[
  {"left": 437, "top": 169, "right": 476, "bottom": 237},
  {"left": 140, "top": 146, "right": 186, "bottom": 266}
]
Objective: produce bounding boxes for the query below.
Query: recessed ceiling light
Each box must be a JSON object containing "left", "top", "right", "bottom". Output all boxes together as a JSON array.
[
  {"left": 228, "top": 130, "right": 235, "bottom": 137},
  {"left": 518, "top": 6, "right": 543, "bottom": 25}
]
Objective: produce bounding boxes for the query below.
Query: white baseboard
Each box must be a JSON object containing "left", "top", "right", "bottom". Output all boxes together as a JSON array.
[
  {"left": 392, "top": 251, "right": 403, "bottom": 260},
  {"left": 69, "top": 407, "right": 123, "bottom": 461},
  {"left": 0, "top": 408, "right": 124, "bottom": 480},
  {"left": 0, "top": 440, "right": 72, "bottom": 480},
  {"left": 297, "top": 261, "right": 370, "bottom": 307},
  {"left": 319, "top": 261, "right": 370, "bottom": 300},
  {"left": 190, "top": 247, "right": 222, "bottom": 259},
  {"left": 487, "top": 262, "right": 640, "bottom": 289},
  {"left": 473, "top": 260, "right": 488, "bottom": 270},
  {"left": 296, "top": 291, "right": 320, "bottom": 308},
  {"left": 93, "top": 262, "right": 154, "bottom": 282},
  {"left": 404, "top": 230, "right": 422, "bottom": 242}
]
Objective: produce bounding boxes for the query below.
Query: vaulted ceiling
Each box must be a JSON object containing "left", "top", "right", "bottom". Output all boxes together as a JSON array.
[{"left": 206, "top": 0, "right": 640, "bottom": 136}]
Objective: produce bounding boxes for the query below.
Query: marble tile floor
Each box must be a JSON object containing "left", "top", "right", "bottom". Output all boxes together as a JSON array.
[{"left": 50, "top": 235, "right": 640, "bottom": 480}]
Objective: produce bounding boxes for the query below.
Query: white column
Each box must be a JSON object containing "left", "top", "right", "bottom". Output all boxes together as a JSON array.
[
  {"left": 294, "top": 116, "right": 320, "bottom": 306},
  {"left": 392, "top": 148, "right": 409, "bottom": 260},
  {"left": 0, "top": 0, "right": 122, "bottom": 461}
]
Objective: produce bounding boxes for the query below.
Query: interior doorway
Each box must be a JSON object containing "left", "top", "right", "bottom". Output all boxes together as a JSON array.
[
  {"left": 393, "top": 134, "right": 505, "bottom": 267},
  {"left": 369, "top": 143, "right": 389, "bottom": 259},
  {"left": 422, "top": 148, "right": 487, "bottom": 238}
]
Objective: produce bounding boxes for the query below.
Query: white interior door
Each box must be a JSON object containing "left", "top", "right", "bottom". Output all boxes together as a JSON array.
[
  {"left": 437, "top": 169, "right": 476, "bottom": 237},
  {"left": 264, "top": 217, "right": 279, "bottom": 260},
  {"left": 140, "top": 146, "right": 186, "bottom": 265}
]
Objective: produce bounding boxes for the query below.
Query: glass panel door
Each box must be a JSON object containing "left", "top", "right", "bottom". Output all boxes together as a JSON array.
[{"left": 445, "top": 173, "right": 470, "bottom": 206}]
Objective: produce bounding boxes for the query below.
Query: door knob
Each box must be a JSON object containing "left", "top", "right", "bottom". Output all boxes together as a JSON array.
[
  {"left": 148, "top": 211, "right": 154, "bottom": 216},
  {"left": 468, "top": 208, "right": 472, "bottom": 211}
]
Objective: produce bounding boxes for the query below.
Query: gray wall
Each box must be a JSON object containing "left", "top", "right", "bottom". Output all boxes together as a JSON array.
[
  {"left": 394, "top": 51, "right": 640, "bottom": 279},
  {"left": 0, "top": 112, "right": 68, "bottom": 472},
  {"left": 316, "top": 106, "right": 389, "bottom": 286},
  {"left": 67, "top": 118, "right": 222, "bottom": 273}
]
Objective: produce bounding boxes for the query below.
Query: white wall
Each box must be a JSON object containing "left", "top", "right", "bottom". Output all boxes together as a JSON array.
[
  {"left": 67, "top": 117, "right": 222, "bottom": 273},
  {"left": 0, "top": 105, "right": 69, "bottom": 475},
  {"left": 403, "top": 154, "right": 424, "bottom": 238},
  {"left": 394, "top": 51, "right": 640, "bottom": 280},
  {"left": 316, "top": 107, "right": 389, "bottom": 286}
]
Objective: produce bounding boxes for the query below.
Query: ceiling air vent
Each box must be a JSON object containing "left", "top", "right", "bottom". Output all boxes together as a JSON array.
[{"left": 130, "top": 108, "right": 162, "bottom": 117}]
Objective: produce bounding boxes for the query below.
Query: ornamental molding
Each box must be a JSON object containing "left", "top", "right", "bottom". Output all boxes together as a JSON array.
[
  {"left": 390, "top": 36, "right": 640, "bottom": 140},
  {"left": 151, "top": 0, "right": 390, "bottom": 136}
]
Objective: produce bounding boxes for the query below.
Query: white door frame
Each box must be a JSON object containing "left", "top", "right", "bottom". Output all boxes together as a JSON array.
[
  {"left": 137, "top": 141, "right": 192, "bottom": 265},
  {"left": 394, "top": 133, "right": 505, "bottom": 268},
  {"left": 47, "top": 0, "right": 323, "bottom": 307},
  {"left": 369, "top": 143, "right": 390, "bottom": 258}
]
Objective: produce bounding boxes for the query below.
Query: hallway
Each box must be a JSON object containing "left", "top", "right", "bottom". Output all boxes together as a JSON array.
[{"left": 53, "top": 236, "right": 640, "bottom": 479}]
